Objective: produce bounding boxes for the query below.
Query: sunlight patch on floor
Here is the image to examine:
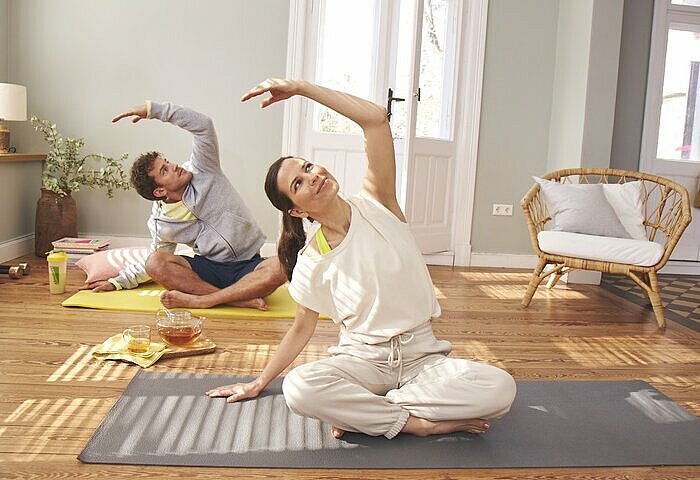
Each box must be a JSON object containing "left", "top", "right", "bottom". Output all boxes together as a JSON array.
[
  {"left": 554, "top": 336, "right": 700, "bottom": 367},
  {"left": 450, "top": 340, "right": 504, "bottom": 368},
  {"left": 647, "top": 374, "right": 700, "bottom": 386},
  {"left": 1, "top": 397, "right": 107, "bottom": 461},
  {"left": 457, "top": 271, "right": 532, "bottom": 283},
  {"left": 296, "top": 343, "right": 332, "bottom": 367},
  {"left": 46, "top": 344, "right": 129, "bottom": 382}
]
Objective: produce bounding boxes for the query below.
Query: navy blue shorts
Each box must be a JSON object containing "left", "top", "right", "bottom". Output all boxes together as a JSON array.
[{"left": 182, "top": 254, "right": 264, "bottom": 289}]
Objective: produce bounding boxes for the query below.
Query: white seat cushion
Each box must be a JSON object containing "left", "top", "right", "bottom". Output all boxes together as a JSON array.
[{"left": 537, "top": 231, "right": 664, "bottom": 267}]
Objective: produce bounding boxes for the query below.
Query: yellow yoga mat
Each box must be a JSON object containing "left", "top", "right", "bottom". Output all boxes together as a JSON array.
[{"left": 62, "top": 284, "right": 302, "bottom": 318}]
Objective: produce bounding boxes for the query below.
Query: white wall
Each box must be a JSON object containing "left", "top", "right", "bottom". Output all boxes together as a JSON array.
[
  {"left": 7, "top": 0, "right": 289, "bottom": 245},
  {"left": 547, "top": 0, "right": 623, "bottom": 172},
  {"left": 547, "top": 0, "right": 593, "bottom": 172},
  {"left": 581, "top": 0, "right": 624, "bottom": 168}
]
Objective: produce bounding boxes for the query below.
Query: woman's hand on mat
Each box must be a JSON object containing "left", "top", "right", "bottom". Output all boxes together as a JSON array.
[
  {"left": 80, "top": 280, "right": 116, "bottom": 292},
  {"left": 206, "top": 380, "right": 263, "bottom": 403},
  {"left": 241, "top": 78, "right": 304, "bottom": 108},
  {"left": 112, "top": 104, "right": 148, "bottom": 123}
]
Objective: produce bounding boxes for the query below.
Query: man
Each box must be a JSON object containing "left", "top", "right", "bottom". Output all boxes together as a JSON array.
[{"left": 81, "top": 101, "right": 286, "bottom": 310}]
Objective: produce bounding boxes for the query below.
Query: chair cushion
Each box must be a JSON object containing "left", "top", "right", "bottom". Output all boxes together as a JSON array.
[
  {"left": 537, "top": 231, "right": 664, "bottom": 267},
  {"left": 534, "top": 177, "right": 631, "bottom": 238}
]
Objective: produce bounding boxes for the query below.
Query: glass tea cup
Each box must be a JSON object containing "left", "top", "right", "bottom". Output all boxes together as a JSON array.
[
  {"left": 122, "top": 325, "right": 151, "bottom": 353},
  {"left": 156, "top": 309, "right": 204, "bottom": 347}
]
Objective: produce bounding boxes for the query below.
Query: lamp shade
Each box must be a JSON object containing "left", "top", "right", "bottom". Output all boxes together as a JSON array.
[{"left": 0, "top": 83, "right": 27, "bottom": 121}]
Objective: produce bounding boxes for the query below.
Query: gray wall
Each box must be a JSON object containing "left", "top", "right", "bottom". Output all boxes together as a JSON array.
[
  {"left": 610, "top": 0, "right": 654, "bottom": 171},
  {"left": 0, "top": 0, "right": 45, "bottom": 246},
  {"left": 0, "top": 0, "right": 7, "bottom": 78},
  {"left": 472, "top": 0, "right": 629, "bottom": 256},
  {"left": 0, "top": 0, "right": 657, "bottom": 261},
  {"left": 472, "top": 0, "right": 559, "bottom": 255},
  {"left": 6, "top": 0, "right": 288, "bottom": 244}
]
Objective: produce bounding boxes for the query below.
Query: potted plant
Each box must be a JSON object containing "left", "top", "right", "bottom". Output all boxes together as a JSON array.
[{"left": 31, "top": 116, "right": 131, "bottom": 256}]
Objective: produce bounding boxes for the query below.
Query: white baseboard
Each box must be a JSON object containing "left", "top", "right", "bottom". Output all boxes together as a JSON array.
[
  {"left": 8, "top": 232, "right": 699, "bottom": 276},
  {"left": 423, "top": 250, "right": 457, "bottom": 267},
  {"left": 0, "top": 234, "right": 35, "bottom": 263},
  {"left": 469, "top": 252, "right": 538, "bottom": 269},
  {"left": 659, "top": 260, "right": 700, "bottom": 275}
]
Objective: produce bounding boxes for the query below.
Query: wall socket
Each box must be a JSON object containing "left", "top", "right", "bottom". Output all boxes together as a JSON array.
[{"left": 492, "top": 203, "right": 513, "bottom": 216}]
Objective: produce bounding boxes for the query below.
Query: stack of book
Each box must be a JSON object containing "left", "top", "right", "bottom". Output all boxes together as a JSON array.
[{"left": 51, "top": 237, "right": 110, "bottom": 264}]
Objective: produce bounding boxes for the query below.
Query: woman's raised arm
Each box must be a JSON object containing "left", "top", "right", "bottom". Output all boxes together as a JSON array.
[{"left": 242, "top": 79, "right": 404, "bottom": 221}]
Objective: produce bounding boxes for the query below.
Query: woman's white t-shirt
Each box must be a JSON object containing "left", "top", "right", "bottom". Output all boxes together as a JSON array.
[{"left": 288, "top": 190, "right": 441, "bottom": 344}]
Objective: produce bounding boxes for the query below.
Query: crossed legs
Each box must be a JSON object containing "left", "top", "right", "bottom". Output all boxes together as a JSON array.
[
  {"left": 283, "top": 353, "right": 516, "bottom": 439},
  {"left": 145, "top": 251, "right": 286, "bottom": 310}
]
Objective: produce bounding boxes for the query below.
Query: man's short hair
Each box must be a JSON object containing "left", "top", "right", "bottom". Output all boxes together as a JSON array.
[{"left": 130, "top": 151, "right": 163, "bottom": 201}]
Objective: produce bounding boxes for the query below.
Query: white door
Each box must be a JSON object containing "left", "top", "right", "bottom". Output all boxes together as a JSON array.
[
  {"left": 287, "top": 0, "right": 464, "bottom": 255},
  {"left": 394, "top": 0, "right": 461, "bottom": 253},
  {"left": 641, "top": 0, "right": 700, "bottom": 264}
]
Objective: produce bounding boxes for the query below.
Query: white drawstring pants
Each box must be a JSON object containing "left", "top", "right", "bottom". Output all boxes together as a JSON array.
[{"left": 282, "top": 322, "right": 516, "bottom": 439}]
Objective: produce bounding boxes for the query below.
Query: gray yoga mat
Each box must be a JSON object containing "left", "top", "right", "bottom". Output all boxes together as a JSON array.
[{"left": 78, "top": 371, "right": 700, "bottom": 468}]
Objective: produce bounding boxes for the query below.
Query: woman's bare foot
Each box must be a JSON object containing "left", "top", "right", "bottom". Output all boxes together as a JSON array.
[
  {"left": 402, "top": 416, "right": 491, "bottom": 437},
  {"left": 331, "top": 426, "right": 345, "bottom": 439},
  {"left": 161, "top": 290, "right": 268, "bottom": 310}
]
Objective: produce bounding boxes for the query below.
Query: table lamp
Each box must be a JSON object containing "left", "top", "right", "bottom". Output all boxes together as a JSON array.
[{"left": 0, "top": 83, "right": 28, "bottom": 153}]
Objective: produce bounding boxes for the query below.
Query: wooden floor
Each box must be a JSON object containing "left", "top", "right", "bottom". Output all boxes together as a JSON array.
[{"left": 0, "top": 254, "right": 698, "bottom": 479}]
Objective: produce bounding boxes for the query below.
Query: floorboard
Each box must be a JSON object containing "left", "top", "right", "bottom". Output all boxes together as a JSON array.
[{"left": 0, "top": 254, "right": 697, "bottom": 479}]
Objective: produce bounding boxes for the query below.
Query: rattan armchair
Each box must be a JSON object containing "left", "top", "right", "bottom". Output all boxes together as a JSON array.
[{"left": 521, "top": 168, "right": 692, "bottom": 328}]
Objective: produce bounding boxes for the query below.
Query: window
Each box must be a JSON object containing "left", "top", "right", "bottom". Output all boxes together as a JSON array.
[
  {"left": 415, "top": 0, "right": 457, "bottom": 140},
  {"left": 314, "top": 0, "right": 378, "bottom": 135},
  {"left": 657, "top": 28, "right": 700, "bottom": 161},
  {"left": 652, "top": 1, "right": 700, "bottom": 162},
  {"left": 311, "top": 0, "right": 458, "bottom": 141}
]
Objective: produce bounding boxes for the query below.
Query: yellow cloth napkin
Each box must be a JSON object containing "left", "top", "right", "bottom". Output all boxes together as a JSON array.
[{"left": 93, "top": 333, "right": 167, "bottom": 368}]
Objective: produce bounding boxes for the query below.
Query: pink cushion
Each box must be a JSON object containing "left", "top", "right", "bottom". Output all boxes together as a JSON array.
[{"left": 75, "top": 247, "right": 150, "bottom": 283}]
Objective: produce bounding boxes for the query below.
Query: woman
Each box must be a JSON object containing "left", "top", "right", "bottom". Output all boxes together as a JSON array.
[{"left": 206, "top": 78, "right": 516, "bottom": 439}]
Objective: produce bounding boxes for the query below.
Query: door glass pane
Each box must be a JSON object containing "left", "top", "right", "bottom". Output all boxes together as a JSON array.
[
  {"left": 314, "top": 0, "right": 377, "bottom": 135},
  {"left": 390, "top": 0, "right": 417, "bottom": 139},
  {"left": 416, "top": 0, "right": 456, "bottom": 139},
  {"left": 657, "top": 28, "right": 700, "bottom": 161},
  {"left": 671, "top": 0, "right": 700, "bottom": 6}
]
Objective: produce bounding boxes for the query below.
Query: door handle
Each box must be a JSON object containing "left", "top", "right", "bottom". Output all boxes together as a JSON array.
[{"left": 387, "top": 88, "right": 405, "bottom": 120}]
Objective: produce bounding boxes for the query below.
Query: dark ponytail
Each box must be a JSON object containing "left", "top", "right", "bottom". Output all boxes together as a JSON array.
[
  {"left": 265, "top": 156, "right": 307, "bottom": 281},
  {"left": 278, "top": 212, "right": 307, "bottom": 281}
]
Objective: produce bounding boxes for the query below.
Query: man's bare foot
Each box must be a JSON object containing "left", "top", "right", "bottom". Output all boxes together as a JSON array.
[
  {"left": 226, "top": 297, "right": 268, "bottom": 311},
  {"left": 161, "top": 290, "right": 268, "bottom": 310},
  {"left": 331, "top": 426, "right": 345, "bottom": 439},
  {"left": 161, "top": 290, "right": 207, "bottom": 309},
  {"left": 402, "top": 416, "right": 491, "bottom": 437}
]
